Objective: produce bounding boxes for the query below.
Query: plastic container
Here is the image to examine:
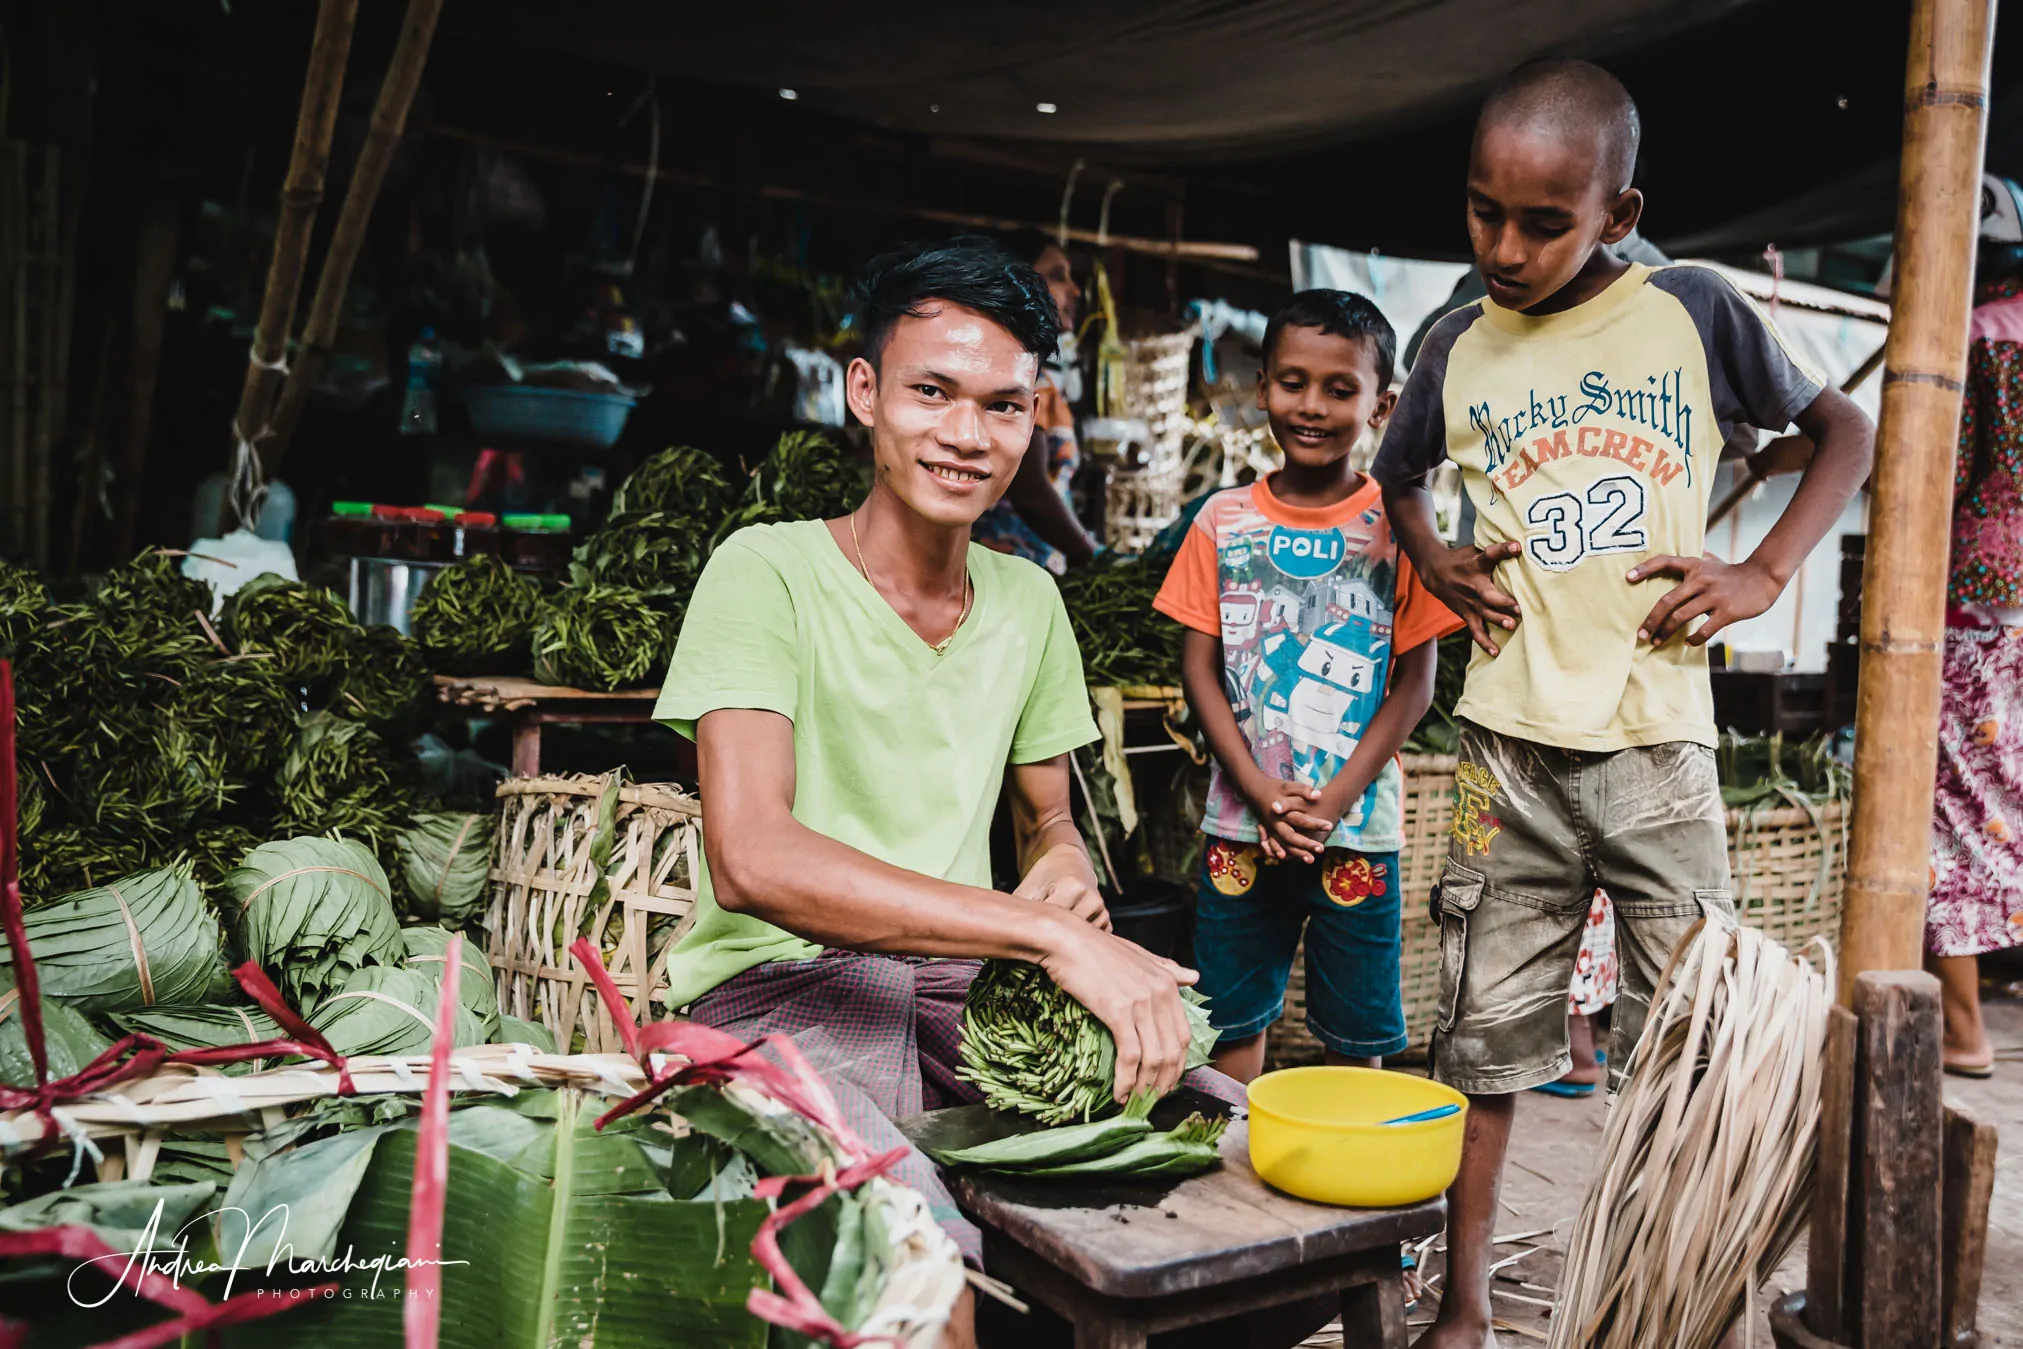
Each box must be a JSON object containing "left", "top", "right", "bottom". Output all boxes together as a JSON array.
[
  {"left": 1246, "top": 1066, "right": 1467, "bottom": 1208},
  {"left": 500, "top": 513, "right": 574, "bottom": 572},
  {"left": 319, "top": 501, "right": 391, "bottom": 558},
  {"left": 452, "top": 511, "right": 500, "bottom": 559},
  {"left": 464, "top": 385, "right": 635, "bottom": 448}
]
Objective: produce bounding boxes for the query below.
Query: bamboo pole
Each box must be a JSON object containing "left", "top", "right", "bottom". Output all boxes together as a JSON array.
[
  {"left": 264, "top": 0, "right": 443, "bottom": 472},
  {"left": 224, "top": 0, "right": 357, "bottom": 527},
  {"left": 1840, "top": 0, "right": 1995, "bottom": 1000}
]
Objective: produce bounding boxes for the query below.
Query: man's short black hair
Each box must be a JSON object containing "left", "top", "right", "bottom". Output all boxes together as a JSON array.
[
  {"left": 1261, "top": 290, "right": 1398, "bottom": 389},
  {"left": 1477, "top": 58, "right": 1641, "bottom": 196},
  {"left": 852, "top": 238, "right": 1060, "bottom": 367}
]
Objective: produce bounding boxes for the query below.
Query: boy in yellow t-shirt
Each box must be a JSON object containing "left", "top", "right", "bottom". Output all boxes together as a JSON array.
[{"left": 1373, "top": 60, "right": 1874, "bottom": 1349}]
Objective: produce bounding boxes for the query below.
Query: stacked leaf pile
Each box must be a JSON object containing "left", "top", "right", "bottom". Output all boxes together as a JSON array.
[
  {"left": 945, "top": 959, "right": 1227, "bottom": 1180},
  {"left": 4, "top": 551, "right": 480, "bottom": 905},
  {"left": 1057, "top": 551, "right": 1186, "bottom": 688}
]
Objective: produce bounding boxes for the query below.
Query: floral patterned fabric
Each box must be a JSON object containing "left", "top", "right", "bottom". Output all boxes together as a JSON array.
[
  {"left": 1950, "top": 282, "right": 2023, "bottom": 606},
  {"left": 1927, "top": 611, "right": 2023, "bottom": 957},
  {"left": 1568, "top": 889, "right": 1619, "bottom": 1015}
]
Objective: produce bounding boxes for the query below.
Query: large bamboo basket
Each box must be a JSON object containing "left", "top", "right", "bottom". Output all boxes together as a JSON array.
[
  {"left": 484, "top": 773, "right": 700, "bottom": 1054},
  {"left": 1267, "top": 756, "right": 1849, "bottom": 1067}
]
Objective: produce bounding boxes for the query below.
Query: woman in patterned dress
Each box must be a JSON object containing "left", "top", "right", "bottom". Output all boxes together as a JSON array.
[{"left": 1927, "top": 175, "right": 2023, "bottom": 1078}]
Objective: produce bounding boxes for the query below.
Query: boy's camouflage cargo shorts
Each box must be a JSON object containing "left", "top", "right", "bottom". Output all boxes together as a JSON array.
[{"left": 1431, "top": 719, "right": 1735, "bottom": 1095}]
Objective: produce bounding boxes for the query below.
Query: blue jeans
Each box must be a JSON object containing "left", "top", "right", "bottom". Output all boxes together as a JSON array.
[{"left": 1193, "top": 837, "right": 1407, "bottom": 1058}]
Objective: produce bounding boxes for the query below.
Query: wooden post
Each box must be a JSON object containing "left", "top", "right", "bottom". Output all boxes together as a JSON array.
[
  {"left": 224, "top": 0, "right": 357, "bottom": 527},
  {"left": 264, "top": 0, "right": 444, "bottom": 472},
  {"left": 1839, "top": 0, "right": 1996, "bottom": 995},
  {"left": 1939, "top": 1103, "right": 1998, "bottom": 1347},
  {"left": 103, "top": 195, "right": 181, "bottom": 563}
]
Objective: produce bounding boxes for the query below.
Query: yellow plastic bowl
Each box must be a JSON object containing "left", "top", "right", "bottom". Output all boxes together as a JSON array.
[{"left": 1247, "top": 1067, "right": 1467, "bottom": 1207}]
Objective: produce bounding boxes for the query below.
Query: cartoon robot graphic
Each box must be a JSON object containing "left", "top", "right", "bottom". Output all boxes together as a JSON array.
[{"left": 1248, "top": 617, "right": 1389, "bottom": 793}]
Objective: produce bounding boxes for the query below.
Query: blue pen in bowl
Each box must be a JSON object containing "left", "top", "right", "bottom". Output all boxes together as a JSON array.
[{"left": 1381, "top": 1103, "right": 1464, "bottom": 1127}]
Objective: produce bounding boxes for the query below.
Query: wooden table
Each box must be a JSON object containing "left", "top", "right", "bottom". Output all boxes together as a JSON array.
[
  {"left": 906, "top": 1102, "right": 1444, "bottom": 1349},
  {"left": 431, "top": 675, "right": 672, "bottom": 777}
]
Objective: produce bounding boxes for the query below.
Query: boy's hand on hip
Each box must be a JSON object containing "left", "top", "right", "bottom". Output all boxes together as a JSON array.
[
  {"left": 1424, "top": 540, "right": 1523, "bottom": 655},
  {"left": 1014, "top": 844, "right": 1111, "bottom": 930},
  {"left": 1631, "top": 553, "right": 1782, "bottom": 646},
  {"left": 1038, "top": 917, "right": 1199, "bottom": 1104}
]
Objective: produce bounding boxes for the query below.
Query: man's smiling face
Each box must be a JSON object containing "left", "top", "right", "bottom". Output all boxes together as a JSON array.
[{"left": 846, "top": 301, "right": 1040, "bottom": 528}]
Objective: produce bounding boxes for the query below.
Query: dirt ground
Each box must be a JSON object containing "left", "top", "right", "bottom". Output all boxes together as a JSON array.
[{"left": 1300, "top": 990, "right": 2023, "bottom": 1347}]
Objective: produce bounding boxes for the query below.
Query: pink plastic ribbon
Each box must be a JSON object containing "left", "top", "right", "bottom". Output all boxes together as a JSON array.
[{"left": 404, "top": 933, "right": 462, "bottom": 1349}]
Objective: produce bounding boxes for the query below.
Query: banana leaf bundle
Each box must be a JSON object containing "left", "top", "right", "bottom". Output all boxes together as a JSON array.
[
  {"left": 711, "top": 429, "right": 864, "bottom": 545},
  {"left": 17, "top": 826, "right": 143, "bottom": 908},
  {"left": 224, "top": 835, "right": 403, "bottom": 1009},
  {"left": 0, "top": 976, "right": 111, "bottom": 1085},
  {"left": 275, "top": 711, "right": 396, "bottom": 832},
  {"left": 90, "top": 549, "right": 212, "bottom": 653},
  {"left": 957, "top": 959, "right": 1219, "bottom": 1125},
  {"left": 566, "top": 511, "right": 707, "bottom": 619},
  {"left": 169, "top": 654, "right": 300, "bottom": 773},
  {"left": 0, "top": 558, "right": 48, "bottom": 658},
  {"left": 328, "top": 623, "right": 430, "bottom": 728},
  {"left": 497, "top": 1013, "right": 556, "bottom": 1052},
  {"left": 409, "top": 554, "right": 541, "bottom": 675},
  {"left": 306, "top": 965, "right": 488, "bottom": 1057},
  {"left": 1056, "top": 552, "right": 1185, "bottom": 688},
  {"left": 0, "top": 863, "right": 230, "bottom": 1013},
  {"left": 928, "top": 1093, "right": 1229, "bottom": 1179},
  {"left": 610, "top": 444, "right": 735, "bottom": 520},
  {"left": 400, "top": 924, "right": 500, "bottom": 1038},
  {"left": 391, "top": 811, "right": 492, "bottom": 924},
  {"left": 110, "top": 1003, "right": 282, "bottom": 1074},
  {"left": 221, "top": 572, "right": 359, "bottom": 682},
  {"left": 531, "top": 583, "right": 671, "bottom": 691}
]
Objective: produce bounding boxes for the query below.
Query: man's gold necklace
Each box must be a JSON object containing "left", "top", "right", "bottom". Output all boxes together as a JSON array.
[{"left": 849, "top": 510, "right": 972, "bottom": 654}]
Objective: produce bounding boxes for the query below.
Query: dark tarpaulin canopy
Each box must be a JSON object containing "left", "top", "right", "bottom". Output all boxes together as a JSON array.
[{"left": 453, "top": 0, "right": 2021, "bottom": 258}]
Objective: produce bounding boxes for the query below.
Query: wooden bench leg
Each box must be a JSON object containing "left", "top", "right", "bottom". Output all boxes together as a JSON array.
[{"left": 1340, "top": 1268, "right": 1408, "bottom": 1349}]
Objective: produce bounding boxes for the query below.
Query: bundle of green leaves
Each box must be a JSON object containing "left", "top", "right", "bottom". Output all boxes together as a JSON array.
[
  {"left": 90, "top": 550, "right": 212, "bottom": 654},
  {"left": 81, "top": 716, "right": 238, "bottom": 853},
  {"left": 16, "top": 826, "right": 143, "bottom": 907},
  {"left": 0, "top": 558, "right": 48, "bottom": 658},
  {"left": 190, "top": 822, "right": 266, "bottom": 888},
  {"left": 531, "top": 583, "right": 670, "bottom": 691},
  {"left": 111, "top": 1003, "right": 282, "bottom": 1074},
  {"left": 610, "top": 444, "right": 735, "bottom": 521},
  {"left": 306, "top": 965, "right": 488, "bottom": 1057},
  {"left": 0, "top": 974, "right": 110, "bottom": 1084},
  {"left": 400, "top": 924, "right": 500, "bottom": 1038},
  {"left": 1056, "top": 552, "right": 1185, "bottom": 688},
  {"left": 957, "top": 959, "right": 1218, "bottom": 1125},
  {"left": 274, "top": 711, "right": 398, "bottom": 841},
  {"left": 391, "top": 811, "right": 492, "bottom": 924},
  {"left": 329, "top": 624, "right": 430, "bottom": 728},
  {"left": 409, "top": 554, "right": 541, "bottom": 675},
  {"left": 0, "top": 862, "right": 231, "bottom": 1013},
  {"left": 222, "top": 572, "right": 359, "bottom": 683},
  {"left": 224, "top": 834, "right": 403, "bottom": 1009},
  {"left": 712, "top": 429, "right": 865, "bottom": 545},
  {"left": 566, "top": 511, "right": 707, "bottom": 621},
  {"left": 170, "top": 654, "right": 299, "bottom": 775}
]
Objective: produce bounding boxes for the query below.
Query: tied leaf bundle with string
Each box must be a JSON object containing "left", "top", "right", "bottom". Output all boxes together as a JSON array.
[
  {"left": 110, "top": 1004, "right": 281, "bottom": 1074},
  {"left": 0, "top": 863, "right": 230, "bottom": 1014},
  {"left": 711, "top": 430, "right": 865, "bottom": 546},
  {"left": 400, "top": 923, "right": 499, "bottom": 1038},
  {"left": 409, "top": 554, "right": 541, "bottom": 676},
  {"left": 306, "top": 965, "right": 487, "bottom": 1057},
  {"left": 0, "top": 974, "right": 111, "bottom": 1084},
  {"left": 610, "top": 444, "right": 735, "bottom": 521},
  {"left": 224, "top": 835, "right": 403, "bottom": 1009},
  {"left": 328, "top": 624, "right": 430, "bottom": 728},
  {"left": 391, "top": 811, "right": 492, "bottom": 924},
  {"left": 957, "top": 959, "right": 1219, "bottom": 1125},
  {"left": 1549, "top": 923, "right": 1832, "bottom": 1349},
  {"left": 222, "top": 572, "right": 360, "bottom": 683},
  {"left": 531, "top": 583, "right": 671, "bottom": 691}
]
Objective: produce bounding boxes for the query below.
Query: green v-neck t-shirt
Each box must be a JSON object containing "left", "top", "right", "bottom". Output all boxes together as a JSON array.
[{"left": 651, "top": 519, "right": 1100, "bottom": 1008}]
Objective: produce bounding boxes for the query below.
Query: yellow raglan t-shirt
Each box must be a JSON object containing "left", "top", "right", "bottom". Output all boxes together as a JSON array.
[{"left": 1372, "top": 264, "right": 1824, "bottom": 751}]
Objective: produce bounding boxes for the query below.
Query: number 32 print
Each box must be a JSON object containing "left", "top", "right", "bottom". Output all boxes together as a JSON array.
[{"left": 1522, "top": 473, "right": 1648, "bottom": 571}]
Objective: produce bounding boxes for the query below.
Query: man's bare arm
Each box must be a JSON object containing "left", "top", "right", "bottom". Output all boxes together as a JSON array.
[
  {"left": 697, "top": 708, "right": 1194, "bottom": 1099},
  {"left": 1005, "top": 755, "right": 1109, "bottom": 929}
]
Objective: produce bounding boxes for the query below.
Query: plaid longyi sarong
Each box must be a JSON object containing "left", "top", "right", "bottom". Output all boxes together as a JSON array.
[{"left": 689, "top": 950, "right": 1245, "bottom": 1264}]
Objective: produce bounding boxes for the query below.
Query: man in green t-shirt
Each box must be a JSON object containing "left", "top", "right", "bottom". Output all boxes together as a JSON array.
[{"left": 653, "top": 240, "right": 1206, "bottom": 1336}]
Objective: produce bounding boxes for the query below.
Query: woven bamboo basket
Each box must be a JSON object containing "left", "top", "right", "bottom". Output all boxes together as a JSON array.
[
  {"left": 1087, "top": 325, "right": 1200, "bottom": 551},
  {"left": 484, "top": 773, "right": 701, "bottom": 1054},
  {"left": 1268, "top": 756, "right": 1850, "bottom": 1067},
  {"left": 0, "top": 1046, "right": 964, "bottom": 1348}
]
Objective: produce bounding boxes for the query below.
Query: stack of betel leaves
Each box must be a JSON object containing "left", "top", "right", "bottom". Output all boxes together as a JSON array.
[
  {"left": 941, "top": 959, "right": 1228, "bottom": 1179},
  {"left": 522, "top": 432, "right": 865, "bottom": 691},
  {"left": 4, "top": 549, "right": 482, "bottom": 907}
]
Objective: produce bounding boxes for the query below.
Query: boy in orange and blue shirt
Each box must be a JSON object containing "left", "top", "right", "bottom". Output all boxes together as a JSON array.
[{"left": 1155, "top": 290, "right": 1460, "bottom": 1082}]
